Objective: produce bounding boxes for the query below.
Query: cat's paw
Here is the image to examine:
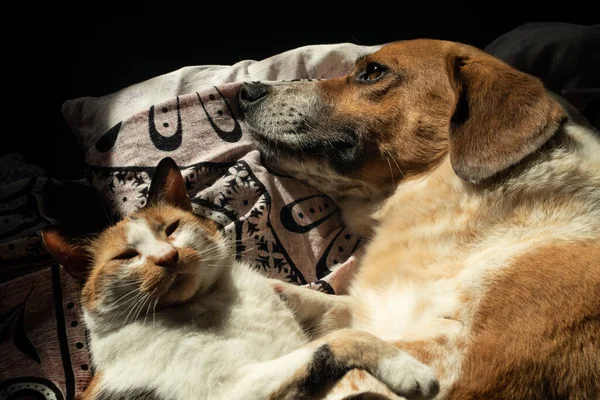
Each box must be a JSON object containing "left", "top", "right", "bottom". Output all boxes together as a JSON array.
[{"left": 376, "top": 353, "right": 439, "bottom": 400}]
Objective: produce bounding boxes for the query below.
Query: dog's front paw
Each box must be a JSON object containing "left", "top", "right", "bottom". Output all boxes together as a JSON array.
[{"left": 376, "top": 353, "right": 439, "bottom": 400}]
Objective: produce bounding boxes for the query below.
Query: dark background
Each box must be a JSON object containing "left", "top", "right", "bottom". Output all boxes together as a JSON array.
[{"left": 5, "top": 7, "right": 597, "bottom": 179}]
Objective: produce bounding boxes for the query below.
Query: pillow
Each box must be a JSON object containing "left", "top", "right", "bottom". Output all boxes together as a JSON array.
[
  {"left": 63, "top": 43, "right": 381, "bottom": 153},
  {"left": 61, "top": 42, "right": 381, "bottom": 293},
  {"left": 1, "top": 43, "right": 381, "bottom": 399}
]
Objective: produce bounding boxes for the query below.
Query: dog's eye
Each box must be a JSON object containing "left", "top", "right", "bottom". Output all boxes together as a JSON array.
[
  {"left": 358, "top": 63, "right": 386, "bottom": 82},
  {"left": 165, "top": 220, "right": 180, "bottom": 236},
  {"left": 114, "top": 249, "right": 139, "bottom": 260}
]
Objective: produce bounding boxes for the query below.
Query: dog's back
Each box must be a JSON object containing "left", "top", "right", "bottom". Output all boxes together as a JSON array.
[
  {"left": 447, "top": 123, "right": 600, "bottom": 399},
  {"left": 348, "top": 121, "right": 600, "bottom": 399}
]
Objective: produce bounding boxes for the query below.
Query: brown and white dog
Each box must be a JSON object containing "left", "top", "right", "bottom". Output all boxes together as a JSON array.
[{"left": 239, "top": 39, "right": 600, "bottom": 399}]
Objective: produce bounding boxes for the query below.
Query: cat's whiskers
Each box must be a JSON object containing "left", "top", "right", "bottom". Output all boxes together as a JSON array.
[
  {"left": 228, "top": 238, "right": 260, "bottom": 248},
  {"left": 111, "top": 279, "right": 144, "bottom": 289},
  {"left": 134, "top": 293, "right": 151, "bottom": 324},
  {"left": 196, "top": 241, "right": 226, "bottom": 256},
  {"left": 120, "top": 291, "right": 146, "bottom": 327},
  {"left": 206, "top": 263, "right": 245, "bottom": 269},
  {"left": 199, "top": 246, "right": 255, "bottom": 263},
  {"left": 131, "top": 293, "right": 150, "bottom": 325},
  {"left": 198, "top": 244, "right": 255, "bottom": 261},
  {"left": 144, "top": 289, "right": 158, "bottom": 325},
  {"left": 198, "top": 254, "right": 231, "bottom": 262},
  {"left": 191, "top": 247, "right": 258, "bottom": 269},
  {"left": 197, "top": 243, "right": 227, "bottom": 255},
  {"left": 107, "top": 287, "right": 142, "bottom": 310},
  {"left": 152, "top": 296, "right": 159, "bottom": 325},
  {"left": 236, "top": 247, "right": 256, "bottom": 256}
]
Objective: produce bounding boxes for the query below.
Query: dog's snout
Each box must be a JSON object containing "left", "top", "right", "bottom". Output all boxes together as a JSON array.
[{"left": 239, "top": 83, "right": 270, "bottom": 106}]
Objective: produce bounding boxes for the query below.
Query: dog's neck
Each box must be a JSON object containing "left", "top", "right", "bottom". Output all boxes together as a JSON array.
[
  {"left": 349, "top": 121, "right": 600, "bottom": 308},
  {"left": 264, "top": 154, "right": 393, "bottom": 238},
  {"left": 376, "top": 121, "right": 600, "bottom": 237},
  {"left": 267, "top": 121, "right": 600, "bottom": 240},
  {"left": 371, "top": 122, "right": 600, "bottom": 240}
]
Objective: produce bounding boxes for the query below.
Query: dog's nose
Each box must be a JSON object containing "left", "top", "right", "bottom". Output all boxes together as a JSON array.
[{"left": 239, "top": 83, "right": 270, "bottom": 106}]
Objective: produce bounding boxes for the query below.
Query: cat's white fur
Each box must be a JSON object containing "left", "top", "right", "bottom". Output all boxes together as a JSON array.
[{"left": 72, "top": 191, "right": 438, "bottom": 400}]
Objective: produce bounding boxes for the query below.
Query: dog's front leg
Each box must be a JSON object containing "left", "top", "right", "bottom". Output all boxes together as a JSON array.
[
  {"left": 270, "top": 280, "right": 354, "bottom": 338},
  {"left": 228, "top": 328, "right": 439, "bottom": 400}
]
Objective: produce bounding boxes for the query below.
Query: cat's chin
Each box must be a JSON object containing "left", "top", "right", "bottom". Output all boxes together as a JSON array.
[{"left": 160, "top": 272, "right": 205, "bottom": 305}]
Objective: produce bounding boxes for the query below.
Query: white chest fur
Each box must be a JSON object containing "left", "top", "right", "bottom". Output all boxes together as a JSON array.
[{"left": 85, "top": 263, "right": 307, "bottom": 399}]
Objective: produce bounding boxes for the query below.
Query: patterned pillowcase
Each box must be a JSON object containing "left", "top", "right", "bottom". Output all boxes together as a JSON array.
[
  {"left": 2, "top": 43, "right": 382, "bottom": 400},
  {"left": 78, "top": 83, "right": 362, "bottom": 292},
  {"left": 61, "top": 43, "right": 380, "bottom": 292}
]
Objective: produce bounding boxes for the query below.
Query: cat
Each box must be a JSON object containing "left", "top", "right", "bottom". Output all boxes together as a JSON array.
[{"left": 42, "top": 157, "right": 439, "bottom": 400}]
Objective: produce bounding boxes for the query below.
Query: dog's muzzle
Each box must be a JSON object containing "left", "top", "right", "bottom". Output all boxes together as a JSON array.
[{"left": 239, "top": 82, "right": 270, "bottom": 111}]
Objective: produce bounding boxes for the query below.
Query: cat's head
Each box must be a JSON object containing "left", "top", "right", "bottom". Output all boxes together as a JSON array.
[{"left": 42, "top": 157, "right": 228, "bottom": 321}]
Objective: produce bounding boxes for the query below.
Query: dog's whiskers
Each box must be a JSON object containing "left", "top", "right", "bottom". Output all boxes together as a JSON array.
[
  {"left": 385, "top": 155, "right": 396, "bottom": 190},
  {"left": 386, "top": 149, "right": 405, "bottom": 178}
]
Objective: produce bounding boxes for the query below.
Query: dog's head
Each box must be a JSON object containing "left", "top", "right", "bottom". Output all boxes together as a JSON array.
[{"left": 240, "top": 39, "right": 566, "bottom": 198}]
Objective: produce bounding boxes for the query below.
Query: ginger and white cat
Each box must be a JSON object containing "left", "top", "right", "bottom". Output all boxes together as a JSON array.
[{"left": 42, "top": 157, "right": 439, "bottom": 400}]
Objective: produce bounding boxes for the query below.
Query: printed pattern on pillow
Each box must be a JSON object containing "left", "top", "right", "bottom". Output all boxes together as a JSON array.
[
  {"left": 1, "top": 79, "right": 367, "bottom": 400},
  {"left": 85, "top": 82, "right": 363, "bottom": 293},
  {"left": 3, "top": 44, "right": 382, "bottom": 400}
]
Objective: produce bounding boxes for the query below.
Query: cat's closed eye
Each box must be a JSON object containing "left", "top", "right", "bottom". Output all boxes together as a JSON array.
[
  {"left": 165, "top": 220, "right": 180, "bottom": 236},
  {"left": 114, "top": 249, "right": 139, "bottom": 260}
]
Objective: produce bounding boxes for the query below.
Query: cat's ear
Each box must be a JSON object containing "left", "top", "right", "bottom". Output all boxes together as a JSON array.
[
  {"left": 147, "top": 157, "right": 192, "bottom": 211},
  {"left": 42, "top": 225, "right": 91, "bottom": 279}
]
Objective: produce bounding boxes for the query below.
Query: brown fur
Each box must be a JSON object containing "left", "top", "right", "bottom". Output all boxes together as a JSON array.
[
  {"left": 313, "top": 40, "right": 566, "bottom": 185},
  {"left": 318, "top": 43, "right": 453, "bottom": 187},
  {"left": 77, "top": 372, "right": 102, "bottom": 400},
  {"left": 445, "top": 48, "right": 566, "bottom": 182},
  {"left": 243, "top": 39, "right": 600, "bottom": 399},
  {"left": 272, "top": 280, "right": 354, "bottom": 338},
  {"left": 448, "top": 241, "right": 600, "bottom": 399}
]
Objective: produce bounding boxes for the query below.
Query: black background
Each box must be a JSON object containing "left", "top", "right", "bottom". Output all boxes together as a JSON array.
[{"left": 5, "top": 7, "right": 597, "bottom": 179}]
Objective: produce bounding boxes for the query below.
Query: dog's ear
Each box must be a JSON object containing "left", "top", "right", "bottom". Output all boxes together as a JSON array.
[
  {"left": 446, "top": 50, "right": 566, "bottom": 183},
  {"left": 147, "top": 157, "right": 192, "bottom": 211},
  {"left": 42, "top": 225, "right": 91, "bottom": 279}
]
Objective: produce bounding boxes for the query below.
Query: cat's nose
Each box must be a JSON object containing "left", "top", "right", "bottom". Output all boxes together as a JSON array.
[{"left": 153, "top": 248, "right": 179, "bottom": 270}]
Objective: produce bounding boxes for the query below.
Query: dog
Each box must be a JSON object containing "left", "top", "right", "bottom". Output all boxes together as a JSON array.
[{"left": 239, "top": 39, "right": 600, "bottom": 399}]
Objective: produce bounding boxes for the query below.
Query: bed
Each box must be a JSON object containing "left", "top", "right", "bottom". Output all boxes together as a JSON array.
[{"left": 1, "top": 23, "right": 597, "bottom": 399}]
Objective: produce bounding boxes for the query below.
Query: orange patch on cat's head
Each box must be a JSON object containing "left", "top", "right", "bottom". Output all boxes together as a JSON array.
[
  {"left": 47, "top": 157, "right": 227, "bottom": 316},
  {"left": 80, "top": 221, "right": 129, "bottom": 312},
  {"left": 81, "top": 203, "right": 224, "bottom": 313},
  {"left": 137, "top": 203, "right": 220, "bottom": 242}
]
